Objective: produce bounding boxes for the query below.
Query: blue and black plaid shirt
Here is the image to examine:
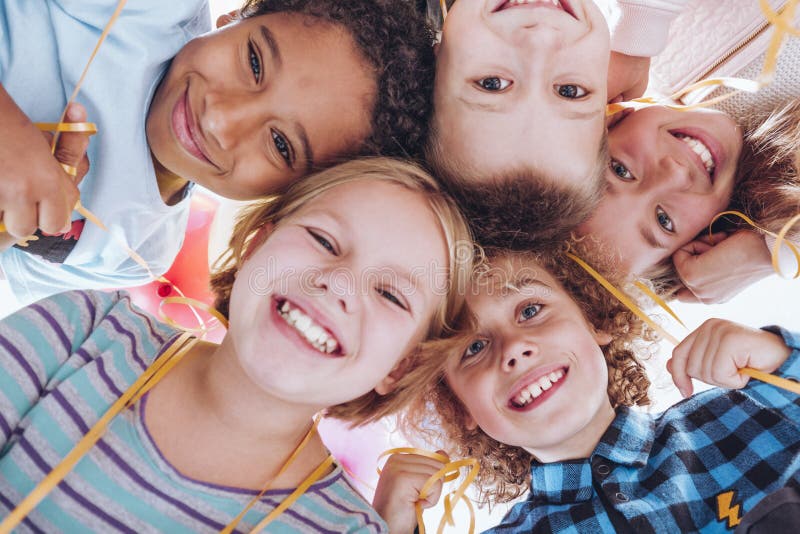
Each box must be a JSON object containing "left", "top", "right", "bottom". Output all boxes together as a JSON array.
[{"left": 486, "top": 327, "right": 800, "bottom": 533}]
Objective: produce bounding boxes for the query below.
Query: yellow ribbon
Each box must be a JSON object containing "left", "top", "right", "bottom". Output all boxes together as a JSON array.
[
  {"left": 607, "top": 0, "right": 799, "bottom": 116},
  {"left": 222, "top": 414, "right": 332, "bottom": 534},
  {"left": 0, "top": 332, "right": 197, "bottom": 534},
  {"left": 708, "top": 210, "right": 800, "bottom": 279},
  {"left": 566, "top": 253, "right": 800, "bottom": 396},
  {"left": 377, "top": 448, "right": 480, "bottom": 534}
]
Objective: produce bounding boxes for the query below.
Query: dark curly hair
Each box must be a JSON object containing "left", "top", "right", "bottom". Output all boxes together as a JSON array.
[
  {"left": 402, "top": 241, "right": 654, "bottom": 504},
  {"left": 240, "top": 0, "right": 436, "bottom": 159}
]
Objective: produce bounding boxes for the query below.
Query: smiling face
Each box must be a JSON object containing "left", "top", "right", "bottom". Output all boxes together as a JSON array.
[
  {"left": 146, "top": 13, "right": 376, "bottom": 200},
  {"left": 444, "top": 256, "right": 614, "bottom": 462},
  {"left": 227, "top": 180, "right": 449, "bottom": 410},
  {"left": 433, "top": 0, "right": 609, "bottom": 186},
  {"left": 578, "top": 106, "right": 743, "bottom": 274}
]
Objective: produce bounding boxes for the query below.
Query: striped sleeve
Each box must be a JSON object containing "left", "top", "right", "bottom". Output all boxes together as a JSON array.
[{"left": 0, "top": 290, "right": 122, "bottom": 450}]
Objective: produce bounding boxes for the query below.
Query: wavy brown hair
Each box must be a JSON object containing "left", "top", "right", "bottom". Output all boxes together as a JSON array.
[
  {"left": 402, "top": 242, "right": 654, "bottom": 504},
  {"left": 210, "top": 158, "right": 474, "bottom": 426},
  {"left": 647, "top": 98, "right": 800, "bottom": 298}
]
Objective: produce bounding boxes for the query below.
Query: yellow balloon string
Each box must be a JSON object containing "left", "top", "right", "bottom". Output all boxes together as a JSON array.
[
  {"left": 708, "top": 210, "right": 800, "bottom": 279},
  {"left": 566, "top": 253, "right": 800, "bottom": 395},
  {"left": 0, "top": 332, "right": 197, "bottom": 534},
  {"left": 606, "top": 0, "right": 799, "bottom": 117},
  {"left": 221, "top": 414, "right": 332, "bottom": 534},
  {"left": 377, "top": 448, "right": 480, "bottom": 534},
  {"left": 440, "top": 0, "right": 448, "bottom": 20}
]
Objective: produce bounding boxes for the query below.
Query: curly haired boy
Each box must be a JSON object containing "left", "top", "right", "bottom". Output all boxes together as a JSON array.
[{"left": 375, "top": 243, "right": 800, "bottom": 533}]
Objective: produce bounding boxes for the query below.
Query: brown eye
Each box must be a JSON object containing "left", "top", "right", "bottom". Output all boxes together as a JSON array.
[
  {"left": 477, "top": 77, "right": 512, "bottom": 91},
  {"left": 555, "top": 84, "right": 588, "bottom": 99}
]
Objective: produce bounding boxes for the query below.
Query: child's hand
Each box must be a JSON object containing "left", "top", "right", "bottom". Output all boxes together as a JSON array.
[
  {"left": 668, "top": 319, "right": 791, "bottom": 397},
  {"left": 607, "top": 52, "right": 651, "bottom": 103},
  {"left": 672, "top": 230, "right": 774, "bottom": 304},
  {"left": 0, "top": 86, "right": 88, "bottom": 238},
  {"left": 372, "top": 451, "right": 448, "bottom": 534}
]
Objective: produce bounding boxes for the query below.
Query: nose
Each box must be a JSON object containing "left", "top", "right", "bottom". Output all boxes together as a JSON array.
[
  {"left": 501, "top": 338, "right": 538, "bottom": 372},
  {"left": 308, "top": 268, "right": 361, "bottom": 315},
  {"left": 201, "top": 89, "right": 260, "bottom": 151},
  {"left": 654, "top": 156, "right": 694, "bottom": 193}
]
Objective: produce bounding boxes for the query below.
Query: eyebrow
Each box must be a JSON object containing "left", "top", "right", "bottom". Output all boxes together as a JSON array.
[
  {"left": 260, "top": 25, "right": 282, "bottom": 69},
  {"left": 504, "top": 275, "right": 551, "bottom": 293},
  {"left": 457, "top": 95, "right": 503, "bottom": 113},
  {"left": 561, "top": 108, "right": 603, "bottom": 121},
  {"left": 295, "top": 122, "right": 314, "bottom": 174},
  {"left": 639, "top": 225, "right": 670, "bottom": 251}
]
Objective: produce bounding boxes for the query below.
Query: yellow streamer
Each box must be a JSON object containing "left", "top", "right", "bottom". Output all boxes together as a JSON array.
[
  {"left": 221, "top": 414, "right": 330, "bottom": 534},
  {"left": 607, "top": 0, "right": 799, "bottom": 116},
  {"left": 377, "top": 448, "right": 479, "bottom": 534},
  {"left": 567, "top": 253, "right": 800, "bottom": 397},
  {"left": 0, "top": 332, "right": 197, "bottom": 534},
  {"left": 708, "top": 210, "right": 800, "bottom": 279}
]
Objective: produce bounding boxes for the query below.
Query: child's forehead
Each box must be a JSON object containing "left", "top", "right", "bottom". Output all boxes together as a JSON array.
[{"left": 470, "top": 255, "right": 559, "bottom": 299}]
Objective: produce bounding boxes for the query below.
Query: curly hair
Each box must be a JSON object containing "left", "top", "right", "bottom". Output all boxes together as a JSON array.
[
  {"left": 239, "top": 0, "right": 436, "bottom": 160},
  {"left": 209, "top": 157, "right": 474, "bottom": 426},
  {"left": 425, "top": 129, "right": 608, "bottom": 251},
  {"left": 646, "top": 99, "right": 800, "bottom": 298},
  {"left": 402, "top": 241, "right": 654, "bottom": 504}
]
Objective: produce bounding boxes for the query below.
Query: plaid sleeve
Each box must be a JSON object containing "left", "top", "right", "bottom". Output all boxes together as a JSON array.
[{"left": 740, "top": 326, "right": 800, "bottom": 418}]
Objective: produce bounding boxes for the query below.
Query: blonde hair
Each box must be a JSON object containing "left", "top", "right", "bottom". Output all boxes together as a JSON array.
[
  {"left": 648, "top": 98, "right": 800, "bottom": 298},
  {"left": 403, "top": 242, "right": 653, "bottom": 504},
  {"left": 210, "top": 157, "right": 474, "bottom": 425}
]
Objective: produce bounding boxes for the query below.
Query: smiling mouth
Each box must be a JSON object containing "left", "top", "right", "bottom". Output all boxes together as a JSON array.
[
  {"left": 172, "top": 87, "right": 214, "bottom": 166},
  {"left": 670, "top": 131, "right": 717, "bottom": 181},
  {"left": 509, "top": 367, "right": 567, "bottom": 409},
  {"left": 276, "top": 299, "right": 343, "bottom": 356},
  {"left": 493, "top": 0, "right": 577, "bottom": 19}
]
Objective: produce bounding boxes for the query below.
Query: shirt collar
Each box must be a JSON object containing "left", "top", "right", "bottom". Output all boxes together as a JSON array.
[{"left": 528, "top": 407, "right": 654, "bottom": 504}]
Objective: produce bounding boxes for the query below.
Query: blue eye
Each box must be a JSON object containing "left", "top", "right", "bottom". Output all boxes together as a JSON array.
[
  {"left": 519, "top": 303, "right": 541, "bottom": 322},
  {"left": 463, "top": 340, "right": 487, "bottom": 360},
  {"left": 656, "top": 206, "right": 674, "bottom": 233},
  {"left": 308, "top": 229, "right": 337, "bottom": 255},
  {"left": 378, "top": 288, "right": 407, "bottom": 311},
  {"left": 271, "top": 130, "right": 292, "bottom": 165},
  {"left": 610, "top": 159, "right": 634, "bottom": 181},
  {"left": 248, "top": 41, "right": 261, "bottom": 82},
  {"left": 555, "top": 84, "right": 588, "bottom": 99}
]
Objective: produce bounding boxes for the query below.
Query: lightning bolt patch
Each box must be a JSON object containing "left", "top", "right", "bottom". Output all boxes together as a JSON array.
[{"left": 716, "top": 490, "right": 742, "bottom": 528}]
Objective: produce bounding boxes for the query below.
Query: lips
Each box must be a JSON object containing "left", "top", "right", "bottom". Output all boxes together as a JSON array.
[
  {"left": 507, "top": 365, "right": 568, "bottom": 411},
  {"left": 492, "top": 0, "right": 577, "bottom": 20},
  {"left": 669, "top": 128, "right": 725, "bottom": 186},
  {"left": 271, "top": 296, "right": 346, "bottom": 357},
  {"left": 171, "top": 87, "right": 214, "bottom": 166}
]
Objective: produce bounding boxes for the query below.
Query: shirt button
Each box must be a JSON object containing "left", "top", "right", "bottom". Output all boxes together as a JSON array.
[
  {"left": 595, "top": 464, "right": 611, "bottom": 476},
  {"left": 615, "top": 492, "right": 629, "bottom": 503}
]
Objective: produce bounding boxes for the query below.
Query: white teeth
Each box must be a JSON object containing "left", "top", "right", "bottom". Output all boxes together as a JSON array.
[
  {"left": 507, "top": 0, "right": 562, "bottom": 7},
  {"left": 277, "top": 301, "right": 341, "bottom": 355},
  {"left": 675, "top": 134, "right": 715, "bottom": 175},
  {"left": 511, "top": 369, "right": 565, "bottom": 407}
]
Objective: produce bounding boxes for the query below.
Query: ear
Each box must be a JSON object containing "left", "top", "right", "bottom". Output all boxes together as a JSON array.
[
  {"left": 464, "top": 412, "right": 478, "bottom": 431},
  {"left": 374, "top": 357, "right": 414, "bottom": 396},
  {"left": 593, "top": 329, "right": 613, "bottom": 347},
  {"left": 242, "top": 223, "right": 273, "bottom": 262},
  {"left": 216, "top": 10, "right": 239, "bottom": 29}
]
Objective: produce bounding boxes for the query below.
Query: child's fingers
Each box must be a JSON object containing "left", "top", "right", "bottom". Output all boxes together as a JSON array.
[
  {"left": 669, "top": 333, "right": 699, "bottom": 397},
  {"left": 1, "top": 204, "right": 38, "bottom": 238},
  {"left": 53, "top": 103, "right": 91, "bottom": 183}
]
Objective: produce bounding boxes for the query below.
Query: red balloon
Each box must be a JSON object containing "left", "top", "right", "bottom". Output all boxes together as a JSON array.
[{"left": 126, "top": 192, "right": 225, "bottom": 342}]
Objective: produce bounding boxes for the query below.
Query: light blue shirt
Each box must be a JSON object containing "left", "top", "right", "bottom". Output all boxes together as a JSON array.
[{"left": 0, "top": 0, "right": 210, "bottom": 308}]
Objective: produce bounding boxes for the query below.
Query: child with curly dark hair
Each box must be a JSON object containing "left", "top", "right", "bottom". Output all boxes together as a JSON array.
[
  {"left": 0, "top": 0, "right": 435, "bottom": 311},
  {"left": 374, "top": 243, "right": 800, "bottom": 533}
]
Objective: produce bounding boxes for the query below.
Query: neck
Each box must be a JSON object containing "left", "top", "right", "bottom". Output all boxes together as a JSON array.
[
  {"left": 152, "top": 154, "right": 190, "bottom": 206},
  {"left": 524, "top": 398, "right": 616, "bottom": 464},
  {"left": 145, "top": 335, "right": 330, "bottom": 489}
]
